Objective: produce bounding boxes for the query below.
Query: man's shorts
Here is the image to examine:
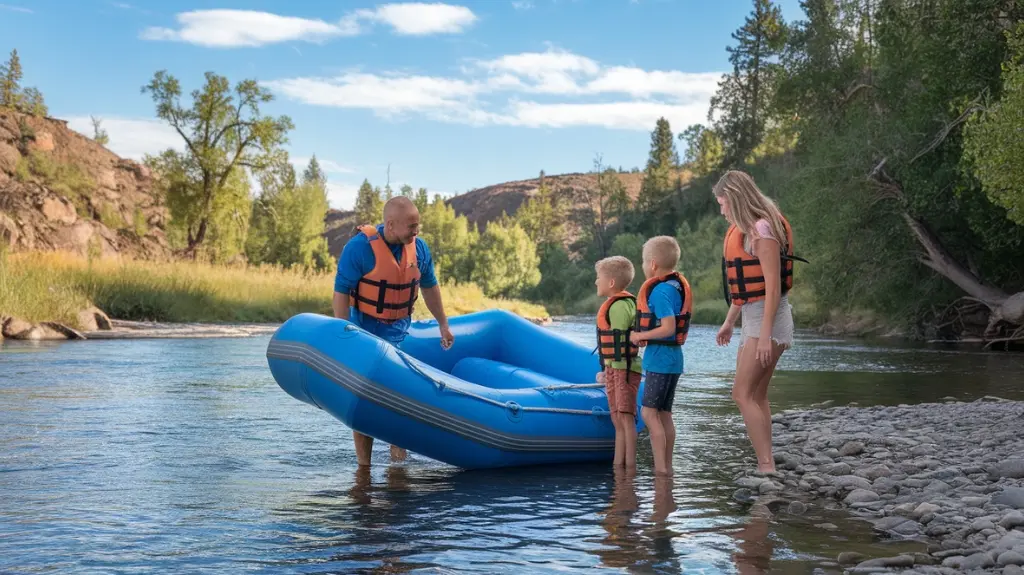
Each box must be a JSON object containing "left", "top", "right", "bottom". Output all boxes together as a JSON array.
[
  {"left": 641, "top": 371, "right": 680, "bottom": 412},
  {"left": 604, "top": 367, "right": 642, "bottom": 416}
]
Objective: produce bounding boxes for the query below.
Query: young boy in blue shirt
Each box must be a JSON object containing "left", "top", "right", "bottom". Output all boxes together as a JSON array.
[{"left": 629, "top": 236, "right": 692, "bottom": 477}]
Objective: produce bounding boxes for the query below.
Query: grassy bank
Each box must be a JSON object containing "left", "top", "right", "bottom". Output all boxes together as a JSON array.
[{"left": 0, "top": 251, "right": 549, "bottom": 329}]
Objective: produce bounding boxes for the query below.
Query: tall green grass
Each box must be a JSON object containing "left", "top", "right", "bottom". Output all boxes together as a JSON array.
[{"left": 0, "top": 251, "right": 549, "bottom": 329}]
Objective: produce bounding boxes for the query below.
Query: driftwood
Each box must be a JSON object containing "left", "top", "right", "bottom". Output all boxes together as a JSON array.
[{"left": 866, "top": 103, "right": 1024, "bottom": 346}]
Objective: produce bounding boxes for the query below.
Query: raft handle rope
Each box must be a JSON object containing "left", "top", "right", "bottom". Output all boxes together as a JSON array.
[{"left": 390, "top": 343, "right": 609, "bottom": 417}]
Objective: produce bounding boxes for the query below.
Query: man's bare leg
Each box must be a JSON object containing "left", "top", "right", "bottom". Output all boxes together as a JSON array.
[{"left": 354, "top": 430, "right": 374, "bottom": 466}]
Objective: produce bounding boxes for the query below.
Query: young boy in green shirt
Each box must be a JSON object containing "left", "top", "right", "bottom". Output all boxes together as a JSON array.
[{"left": 594, "top": 256, "right": 643, "bottom": 468}]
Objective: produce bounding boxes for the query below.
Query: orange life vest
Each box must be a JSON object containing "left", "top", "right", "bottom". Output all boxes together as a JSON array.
[
  {"left": 721, "top": 215, "right": 807, "bottom": 307},
  {"left": 635, "top": 272, "right": 692, "bottom": 347},
  {"left": 595, "top": 291, "right": 639, "bottom": 371},
  {"left": 351, "top": 225, "right": 420, "bottom": 322}
]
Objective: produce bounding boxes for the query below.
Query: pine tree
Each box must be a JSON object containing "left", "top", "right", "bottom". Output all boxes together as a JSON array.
[
  {"left": 709, "top": 0, "right": 786, "bottom": 165},
  {"left": 0, "top": 49, "right": 23, "bottom": 109},
  {"left": 354, "top": 180, "right": 384, "bottom": 225},
  {"left": 302, "top": 155, "right": 327, "bottom": 188},
  {"left": 515, "top": 174, "right": 563, "bottom": 247},
  {"left": 636, "top": 117, "right": 680, "bottom": 235}
]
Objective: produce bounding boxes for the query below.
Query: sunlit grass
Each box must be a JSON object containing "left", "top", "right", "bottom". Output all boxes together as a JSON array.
[{"left": 0, "top": 251, "right": 549, "bottom": 329}]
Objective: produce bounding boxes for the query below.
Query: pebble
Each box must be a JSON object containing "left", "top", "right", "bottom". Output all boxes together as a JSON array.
[
  {"left": 855, "top": 555, "right": 915, "bottom": 568},
  {"left": 734, "top": 399, "right": 1024, "bottom": 570},
  {"left": 999, "top": 551, "right": 1024, "bottom": 566},
  {"left": 991, "top": 460, "right": 1024, "bottom": 480},
  {"left": 825, "top": 462, "right": 853, "bottom": 476},
  {"left": 834, "top": 475, "right": 875, "bottom": 491},
  {"left": 1002, "top": 511, "right": 1024, "bottom": 529},
  {"left": 838, "top": 551, "right": 868, "bottom": 564},
  {"left": 993, "top": 488, "right": 1024, "bottom": 509}
]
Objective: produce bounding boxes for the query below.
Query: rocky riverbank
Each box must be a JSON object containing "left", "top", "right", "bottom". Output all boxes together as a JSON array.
[
  {"left": 2, "top": 309, "right": 279, "bottom": 341},
  {"left": 734, "top": 398, "right": 1024, "bottom": 574}
]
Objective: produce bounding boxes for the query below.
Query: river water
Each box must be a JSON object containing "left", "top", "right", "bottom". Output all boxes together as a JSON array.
[{"left": 2, "top": 318, "right": 1024, "bottom": 574}]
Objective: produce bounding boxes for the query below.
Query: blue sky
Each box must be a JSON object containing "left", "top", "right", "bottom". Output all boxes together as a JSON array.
[{"left": 1, "top": 0, "right": 804, "bottom": 209}]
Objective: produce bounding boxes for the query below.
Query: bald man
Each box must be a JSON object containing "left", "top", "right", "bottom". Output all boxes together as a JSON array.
[{"left": 333, "top": 196, "right": 454, "bottom": 466}]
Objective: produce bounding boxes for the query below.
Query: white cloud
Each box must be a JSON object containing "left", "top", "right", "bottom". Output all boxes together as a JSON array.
[
  {"left": 266, "top": 47, "right": 724, "bottom": 131},
  {"left": 326, "top": 182, "right": 361, "bottom": 209},
  {"left": 356, "top": 3, "right": 478, "bottom": 36},
  {"left": 583, "top": 67, "right": 721, "bottom": 100},
  {"left": 502, "top": 100, "right": 710, "bottom": 131},
  {"left": 66, "top": 116, "right": 184, "bottom": 160},
  {"left": 291, "top": 156, "right": 355, "bottom": 174},
  {"left": 0, "top": 4, "right": 32, "bottom": 13},
  {"left": 140, "top": 4, "right": 476, "bottom": 48},
  {"left": 139, "top": 10, "right": 353, "bottom": 48},
  {"left": 475, "top": 49, "right": 599, "bottom": 94},
  {"left": 263, "top": 73, "right": 481, "bottom": 116}
]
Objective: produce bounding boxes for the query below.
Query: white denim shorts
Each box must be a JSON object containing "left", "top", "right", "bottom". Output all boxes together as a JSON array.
[{"left": 739, "top": 295, "right": 794, "bottom": 349}]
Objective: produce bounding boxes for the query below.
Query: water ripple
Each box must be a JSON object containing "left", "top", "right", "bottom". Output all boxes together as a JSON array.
[{"left": 3, "top": 323, "right": 1024, "bottom": 573}]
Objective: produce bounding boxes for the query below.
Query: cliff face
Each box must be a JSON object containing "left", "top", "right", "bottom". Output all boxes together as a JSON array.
[{"left": 0, "top": 109, "right": 171, "bottom": 259}]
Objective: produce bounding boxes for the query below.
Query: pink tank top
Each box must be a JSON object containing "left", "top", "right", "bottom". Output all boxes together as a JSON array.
[{"left": 744, "top": 219, "right": 777, "bottom": 253}]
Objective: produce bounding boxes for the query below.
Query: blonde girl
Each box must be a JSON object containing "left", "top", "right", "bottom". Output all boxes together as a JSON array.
[{"left": 713, "top": 170, "right": 800, "bottom": 474}]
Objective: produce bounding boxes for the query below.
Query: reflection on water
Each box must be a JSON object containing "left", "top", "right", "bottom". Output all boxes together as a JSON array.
[{"left": 1, "top": 321, "right": 1022, "bottom": 573}]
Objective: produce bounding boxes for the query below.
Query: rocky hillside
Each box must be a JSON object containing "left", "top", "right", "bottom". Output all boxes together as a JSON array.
[
  {"left": 447, "top": 171, "right": 646, "bottom": 230},
  {"left": 325, "top": 171, "right": 675, "bottom": 257},
  {"left": 0, "top": 109, "right": 171, "bottom": 259}
]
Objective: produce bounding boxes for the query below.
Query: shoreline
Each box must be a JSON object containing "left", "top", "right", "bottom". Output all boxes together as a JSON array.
[
  {"left": 2, "top": 314, "right": 555, "bottom": 342},
  {"left": 733, "top": 398, "right": 1024, "bottom": 573}
]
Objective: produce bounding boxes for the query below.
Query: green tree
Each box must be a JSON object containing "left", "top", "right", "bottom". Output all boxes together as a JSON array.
[
  {"left": 637, "top": 117, "right": 681, "bottom": 236},
  {"left": 414, "top": 187, "right": 430, "bottom": 212},
  {"left": 245, "top": 157, "right": 331, "bottom": 269},
  {"left": 471, "top": 218, "right": 540, "bottom": 298},
  {"left": 143, "top": 70, "right": 294, "bottom": 255},
  {"left": 0, "top": 49, "right": 23, "bottom": 109},
  {"left": 515, "top": 174, "right": 563, "bottom": 247},
  {"left": 678, "top": 124, "right": 725, "bottom": 177},
  {"left": 609, "top": 233, "right": 647, "bottom": 279},
  {"left": 203, "top": 167, "right": 252, "bottom": 263},
  {"left": 419, "top": 194, "right": 477, "bottom": 283},
  {"left": 303, "top": 155, "right": 327, "bottom": 189},
  {"left": 709, "top": 0, "right": 787, "bottom": 165},
  {"left": 354, "top": 179, "right": 384, "bottom": 225},
  {"left": 963, "top": 23, "right": 1024, "bottom": 226},
  {"left": 400, "top": 184, "right": 414, "bottom": 198},
  {"left": 0, "top": 49, "right": 47, "bottom": 116}
]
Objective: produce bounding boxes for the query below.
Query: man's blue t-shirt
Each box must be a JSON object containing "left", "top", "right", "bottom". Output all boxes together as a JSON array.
[
  {"left": 334, "top": 224, "right": 438, "bottom": 344},
  {"left": 641, "top": 279, "right": 685, "bottom": 375}
]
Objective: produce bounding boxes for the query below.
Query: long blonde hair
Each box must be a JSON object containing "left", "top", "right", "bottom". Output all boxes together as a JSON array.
[{"left": 712, "top": 170, "right": 788, "bottom": 253}]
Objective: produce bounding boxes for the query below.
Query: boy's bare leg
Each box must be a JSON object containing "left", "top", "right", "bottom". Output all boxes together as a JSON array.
[
  {"left": 612, "top": 412, "right": 626, "bottom": 466},
  {"left": 622, "top": 412, "right": 638, "bottom": 469},
  {"left": 642, "top": 407, "right": 669, "bottom": 475},
  {"left": 658, "top": 411, "right": 675, "bottom": 477}
]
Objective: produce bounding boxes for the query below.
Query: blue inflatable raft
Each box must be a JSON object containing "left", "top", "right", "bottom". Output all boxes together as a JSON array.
[{"left": 266, "top": 309, "right": 645, "bottom": 469}]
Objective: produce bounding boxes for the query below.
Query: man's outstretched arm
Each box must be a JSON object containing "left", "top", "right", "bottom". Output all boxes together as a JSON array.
[{"left": 420, "top": 285, "right": 453, "bottom": 348}]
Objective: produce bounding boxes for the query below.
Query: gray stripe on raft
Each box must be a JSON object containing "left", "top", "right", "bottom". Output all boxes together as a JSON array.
[{"left": 267, "top": 339, "right": 614, "bottom": 452}]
